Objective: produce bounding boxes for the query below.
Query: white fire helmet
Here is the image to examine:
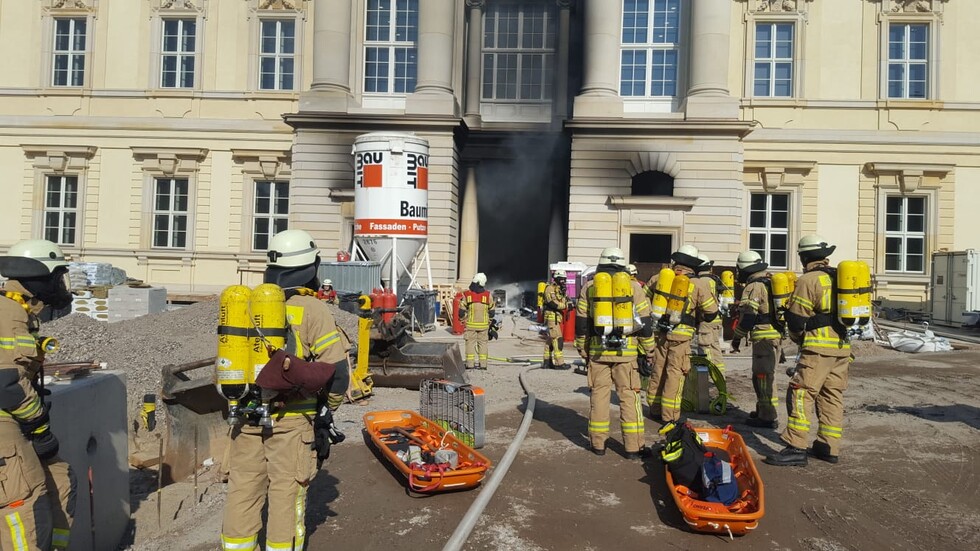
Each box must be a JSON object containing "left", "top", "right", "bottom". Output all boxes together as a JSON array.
[
  {"left": 598, "top": 247, "right": 627, "bottom": 268},
  {"left": 267, "top": 229, "right": 319, "bottom": 268},
  {"left": 472, "top": 273, "right": 487, "bottom": 286}
]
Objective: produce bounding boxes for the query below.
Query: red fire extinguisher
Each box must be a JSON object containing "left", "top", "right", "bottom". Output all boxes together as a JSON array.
[
  {"left": 336, "top": 250, "right": 351, "bottom": 262},
  {"left": 451, "top": 292, "right": 466, "bottom": 335}
]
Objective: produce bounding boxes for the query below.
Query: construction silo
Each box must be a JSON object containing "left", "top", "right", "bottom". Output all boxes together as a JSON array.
[{"left": 352, "top": 132, "right": 430, "bottom": 294}]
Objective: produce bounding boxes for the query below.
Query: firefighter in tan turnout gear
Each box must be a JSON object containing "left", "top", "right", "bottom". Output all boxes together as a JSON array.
[
  {"left": 731, "top": 251, "right": 783, "bottom": 430},
  {"left": 644, "top": 245, "right": 719, "bottom": 423},
  {"left": 542, "top": 270, "right": 570, "bottom": 370},
  {"left": 221, "top": 229, "right": 350, "bottom": 551},
  {"left": 575, "top": 248, "right": 655, "bottom": 459},
  {"left": 766, "top": 236, "right": 852, "bottom": 467},
  {"left": 0, "top": 240, "right": 76, "bottom": 551},
  {"left": 461, "top": 273, "right": 495, "bottom": 370},
  {"left": 694, "top": 254, "right": 726, "bottom": 375}
]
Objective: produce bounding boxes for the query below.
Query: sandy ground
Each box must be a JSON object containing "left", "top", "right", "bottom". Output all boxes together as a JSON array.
[{"left": 123, "top": 317, "right": 980, "bottom": 551}]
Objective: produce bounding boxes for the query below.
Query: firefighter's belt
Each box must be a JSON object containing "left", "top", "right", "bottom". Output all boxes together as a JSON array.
[
  {"left": 804, "top": 313, "right": 835, "bottom": 330},
  {"left": 680, "top": 314, "right": 697, "bottom": 327},
  {"left": 255, "top": 349, "right": 337, "bottom": 394}
]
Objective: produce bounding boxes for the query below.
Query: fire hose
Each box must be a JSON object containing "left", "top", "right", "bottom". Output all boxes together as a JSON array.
[{"left": 441, "top": 365, "right": 538, "bottom": 551}]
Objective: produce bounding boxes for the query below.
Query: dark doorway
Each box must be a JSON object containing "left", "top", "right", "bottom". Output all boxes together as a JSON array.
[
  {"left": 631, "top": 171, "right": 674, "bottom": 196},
  {"left": 630, "top": 233, "right": 673, "bottom": 283}
]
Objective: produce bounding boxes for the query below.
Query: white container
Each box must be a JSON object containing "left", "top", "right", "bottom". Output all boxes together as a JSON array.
[
  {"left": 352, "top": 132, "right": 429, "bottom": 287},
  {"left": 930, "top": 250, "right": 980, "bottom": 326}
]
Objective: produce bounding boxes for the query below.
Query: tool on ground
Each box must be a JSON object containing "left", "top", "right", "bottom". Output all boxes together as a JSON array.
[
  {"left": 682, "top": 354, "right": 731, "bottom": 415},
  {"left": 156, "top": 435, "right": 163, "bottom": 528},
  {"left": 142, "top": 393, "right": 157, "bottom": 432}
]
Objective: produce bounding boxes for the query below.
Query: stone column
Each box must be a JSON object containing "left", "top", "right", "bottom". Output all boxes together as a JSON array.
[
  {"left": 463, "top": 0, "right": 484, "bottom": 121},
  {"left": 573, "top": 0, "right": 623, "bottom": 117},
  {"left": 407, "top": 0, "right": 458, "bottom": 115},
  {"left": 457, "top": 165, "right": 479, "bottom": 285},
  {"left": 553, "top": 0, "right": 571, "bottom": 120},
  {"left": 303, "top": 0, "right": 353, "bottom": 111},
  {"left": 684, "top": 0, "right": 738, "bottom": 119}
]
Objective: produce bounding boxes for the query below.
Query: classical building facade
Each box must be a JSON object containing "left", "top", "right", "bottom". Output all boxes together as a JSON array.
[{"left": 1, "top": 0, "right": 978, "bottom": 308}]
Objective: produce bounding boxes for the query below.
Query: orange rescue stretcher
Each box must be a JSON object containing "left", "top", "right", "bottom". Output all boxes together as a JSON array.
[
  {"left": 364, "top": 410, "right": 491, "bottom": 493},
  {"left": 665, "top": 427, "right": 765, "bottom": 536}
]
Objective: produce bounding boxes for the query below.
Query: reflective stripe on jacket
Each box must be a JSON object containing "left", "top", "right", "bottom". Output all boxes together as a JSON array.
[
  {"left": 464, "top": 290, "right": 494, "bottom": 330},
  {"left": 734, "top": 275, "right": 781, "bottom": 341},
  {"left": 787, "top": 265, "right": 850, "bottom": 356}
]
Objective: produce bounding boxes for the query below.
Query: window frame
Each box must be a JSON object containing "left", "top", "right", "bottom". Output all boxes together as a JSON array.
[
  {"left": 257, "top": 18, "right": 297, "bottom": 92},
  {"left": 883, "top": 194, "right": 927, "bottom": 274},
  {"left": 362, "top": 0, "right": 419, "bottom": 96},
  {"left": 619, "top": 0, "right": 683, "bottom": 102},
  {"left": 747, "top": 192, "right": 792, "bottom": 270},
  {"left": 151, "top": 177, "right": 192, "bottom": 250},
  {"left": 251, "top": 181, "right": 290, "bottom": 252},
  {"left": 878, "top": 10, "right": 941, "bottom": 102},
  {"left": 481, "top": 1, "right": 558, "bottom": 103},
  {"left": 159, "top": 18, "right": 198, "bottom": 89},
  {"left": 886, "top": 22, "right": 929, "bottom": 100},
  {"left": 50, "top": 16, "right": 88, "bottom": 88},
  {"left": 752, "top": 21, "right": 795, "bottom": 98},
  {"left": 42, "top": 174, "right": 81, "bottom": 247}
]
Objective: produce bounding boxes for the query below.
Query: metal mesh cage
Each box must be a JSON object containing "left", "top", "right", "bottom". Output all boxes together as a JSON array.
[{"left": 419, "top": 379, "right": 485, "bottom": 448}]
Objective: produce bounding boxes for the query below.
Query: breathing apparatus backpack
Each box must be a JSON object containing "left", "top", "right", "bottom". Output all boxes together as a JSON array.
[
  {"left": 719, "top": 270, "right": 735, "bottom": 315},
  {"left": 216, "top": 283, "right": 288, "bottom": 426},
  {"left": 805, "top": 261, "right": 872, "bottom": 338},
  {"left": 650, "top": 267, "right": 675, "bottom": 320},
  {"left": 592, "top": 271, "right": 634, "bottom": 349},
  {"left": 660, "top": 274, "right": 692, "bottom": 331},
  {"left": 762, "top": 273, "right": 794, "bottom": 335},
  {"left": 659, "top": 421, "right": 707, "bottom": 492}
]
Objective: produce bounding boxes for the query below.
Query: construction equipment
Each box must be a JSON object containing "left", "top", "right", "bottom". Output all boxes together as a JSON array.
[
  {"left": 419, "top": 379, "right": 485, "bottom": 448},
  {"left": 349, "top": 294, "right": 375, "bottom": 402}
]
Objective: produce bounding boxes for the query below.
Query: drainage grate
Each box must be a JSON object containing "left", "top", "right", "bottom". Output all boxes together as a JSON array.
[{"left": 419, "top": 379, "right": 485, "bottom": 448}]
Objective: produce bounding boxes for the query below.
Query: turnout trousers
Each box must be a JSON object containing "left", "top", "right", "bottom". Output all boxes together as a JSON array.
[
  {"left": 0, "top": 420, "right": 51, "bottom": 551},
  {"left": 697, "top": 321, "right": 726, "bottom": 374},
  {"left": 782, "top": 350, "right": 849, "bottom": 455},
  {"left": 648, "top": 336, "right": 693, "bottom": 423},
  {"left": 221, "top": 415, "right": 317, "bottom": 551},
  {"left": 752, "top": 339, "right": 781, "bottom": 423},
  {"left": 463, "top": 329, "right": 489, "bottom": 368},
  {"left": 588, "top": 359, "right": 645, "bottom": 453},
  {"left": 542, "top": 319, "right": 564, "bottom": 367}
]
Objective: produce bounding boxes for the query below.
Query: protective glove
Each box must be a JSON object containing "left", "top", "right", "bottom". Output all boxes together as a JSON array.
[
  {"left": 31, "top": 430, "right": 60, "bottom": 461},
  {"left": 730, "top": 338, "right": 741, "bottom": 354},
  {"left": 637, "top": 356, "right": 653, "bottom": 378},
  {"left": 312, "top": 406, "right": 346, "bottom": 469}
]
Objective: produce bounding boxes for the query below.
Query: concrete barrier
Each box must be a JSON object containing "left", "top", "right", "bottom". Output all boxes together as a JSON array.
[{"left": 48, "top": 371, "right": 129, "bottom": 551}]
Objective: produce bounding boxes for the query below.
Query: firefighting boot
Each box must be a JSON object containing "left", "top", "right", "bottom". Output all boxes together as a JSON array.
[
  {"left": 808, "top": 441, "right": 840, "bottom": 464},
  {"left": 745, "top": 417, "right": 778, "bottom": 429},
  {"left": 764, "top": 445, "right": 808, "bottom": 467},
  {"left": 624, "top": 446, "right": 653, "bottom": 461}
]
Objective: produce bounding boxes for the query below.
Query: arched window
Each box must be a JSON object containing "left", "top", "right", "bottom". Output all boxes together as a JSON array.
[{"left": 631, "top": 170, "right": 674, "bottom": 196}]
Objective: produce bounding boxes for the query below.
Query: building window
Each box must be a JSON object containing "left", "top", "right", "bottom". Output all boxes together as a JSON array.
[
  {"left": 161, "top": 19, "right": 196, "bottom": 88},
  {"left": 52, "top": 18, "right": 86, "bottom": 87},
  {"left": 887, "top": 23, "right": 928, "bottom": 99},
  {"left": 259, "top": 19, "right": 295, "bottom": 91},
  {"left": 620, "top": 0, "right": 680, "bottom": 97},
  {"left": 153, "top": 178, "right": 189, "bottom": 248},
  {"left": 754, "top": 22, "right": 794, "bottom": 97},
  {"left": 748, "top": 193, "right": 790, "bottom": 269},
  {"left": 253, "top": 181, "right": 289, "bottom": 251},
  {"left": 43, "top": 175, "right": 79, "bottom": 246},
  {"left": 631, "top": 171, "right": 674, "bottom": 196},
  {"left": 364, "top": 0, "right": 418, "bottom": 94},
  {"left": 885, "top": 196, "right": 926, "bottom": 273},
  {"left": 482, "top": 2, "right": 556, "bottom": 101}
]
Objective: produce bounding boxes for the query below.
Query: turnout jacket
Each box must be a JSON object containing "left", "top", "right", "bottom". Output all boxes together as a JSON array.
[
  {"left": 285, "top": 292, "right": 351, "bottom": 411},
  {"left": 733, "top": 272, "right": 782, "bottom": 342},
  {"left": 785, "top": 260, "right": 851, "bottom": 357},
  {"left": 0, "top": 280, "right": 50, "bottom": 434},
  {"left": 542, "top": 282, "right": 568, "bottom": 324},
  {"left": 575, "top": 270, "right": 655, "bottom": 362}
]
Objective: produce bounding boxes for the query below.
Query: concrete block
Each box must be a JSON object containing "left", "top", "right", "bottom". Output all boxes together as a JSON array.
[{"left": 47, "top": 371, "right": 129, "bottom": 551}]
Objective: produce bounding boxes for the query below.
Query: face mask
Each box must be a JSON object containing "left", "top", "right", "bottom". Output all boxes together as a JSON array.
[{"left": 21, "top": 268, "right": 73, "bottom": 310}]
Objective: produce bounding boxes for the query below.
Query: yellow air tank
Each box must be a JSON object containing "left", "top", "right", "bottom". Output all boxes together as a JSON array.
[
  {"left": 249, "top": 283, "right": 287, "bottom": 378},
  {"left": 786, "top": 271, "right": 798, "bottom": 293},
  {"left": 651, "top": 268, "right": 676, "bottom": 319},
  {"left": 719, "top": 270, "right": 735, "bottom": 312},
  {"left": 593, "top": 272, "right": 613, "bottom": 336},
  {"left": 537, "top": 281, "right": 546, "bottom": 309},
  {"left": 771, "top": 272, "right": 792, "bottom": 312},
  {"left": 837, "top": 260, "right": 873, "bottom": 330},
  {"left": 612, "top": 271, "right": 633, "bottom": 334},
  {"left": 665, "top": 274, "right": 691, "bottom": 326},
  {"left": 217, "top": 285, "right": 252, "bottom": 422}
]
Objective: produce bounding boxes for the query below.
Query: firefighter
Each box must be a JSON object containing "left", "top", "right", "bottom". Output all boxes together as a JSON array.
[
  {"left": 575, "top": 247, "right": 655, "bottom": 459},
  {"left": 461, "top": 273, "right": 494, "bottom": 369},
  {"left": 731, "top": 251, "right": 782, "bottom": 430},
  {"left": 765, "top": 235, "right": 850, "bottom": 467},
  {"left": 542, "top": 270, "right": 569, "bottom": 370},
  {"left": 626, "top": 264, "right": 639, "bottom": 282},
  {"left": 317, "top": 279, "right": 337, "bottom": 304},
  {"left": 645, "top": 245, "right": 719, "bottom": 424},
  {"left": 0, "top": 239, "right": 77, "bottom": 551},
  {"left": 694, "top": 254, "right": 726, "bottom": 375},
  {"left": 221, "top": 229, "right": 350, "bottom": 551}
]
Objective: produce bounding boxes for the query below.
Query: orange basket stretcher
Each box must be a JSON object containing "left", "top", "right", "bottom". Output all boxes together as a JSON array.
[
  {"left": 364, "top": 410, "right": 492, "bottom": 493},
  {"left": 665, "top": 426, "right": 765, "bottom": 536}
]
